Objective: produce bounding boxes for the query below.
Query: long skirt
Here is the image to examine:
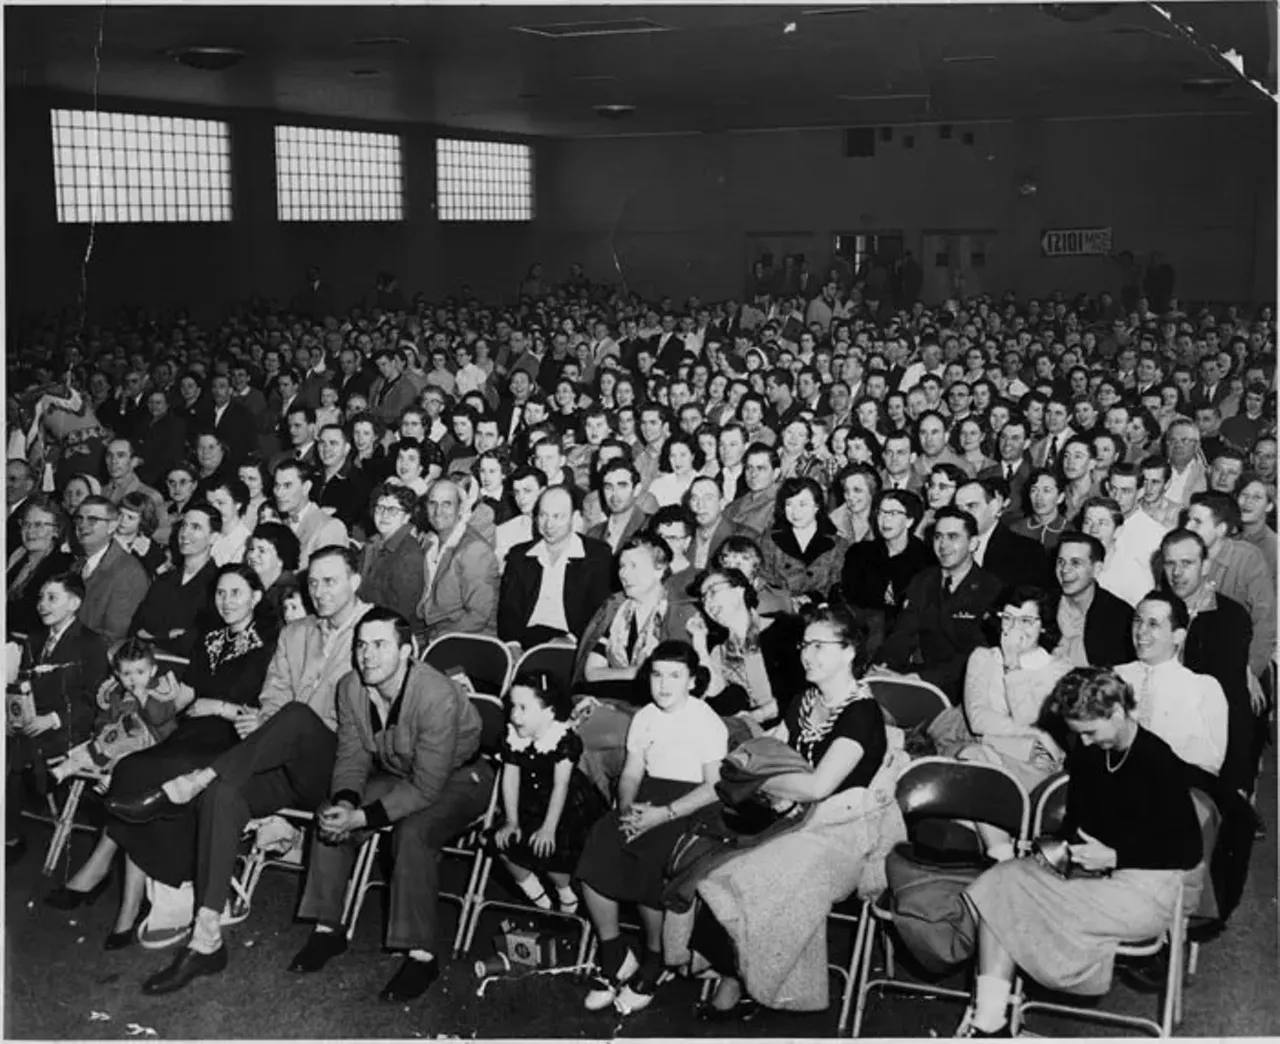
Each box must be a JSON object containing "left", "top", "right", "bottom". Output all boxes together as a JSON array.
[
  {"left": 105, "top": 717, "right": 240, "bottom": 887},
  {"left": 966, "top": 858, "right": 1183, "bottom": 995},
  {"left": 575, "top": 776, "right": 699, "bottom": 909}
]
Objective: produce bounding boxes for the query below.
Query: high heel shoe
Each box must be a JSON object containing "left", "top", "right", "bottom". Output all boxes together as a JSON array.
[
  {"left": 104, "top": 899, "right": 151, "bottom": 951},
  {"left": 45, "top": 876, "right": 112, "bottom": 910}
]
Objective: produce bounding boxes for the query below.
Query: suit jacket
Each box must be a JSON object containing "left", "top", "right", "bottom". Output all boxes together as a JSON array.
[
  {"left": 314, "top": 462, "right": 372, "bottom": 535},
  {"left": 1190, "top": 381, "right": 1230, "bottom": 408},
  {"left": 295, "top": 369, "right": 331, "bottom": 413},
  {"left": 879, "top": 469, "right": 925, "bottom": 495},
  {"left": 497, "top": 535, "right": 613, "bottom": 644},
  {"left": 979, "top": 524, "right": 1049, "bottom": 589},
  {"left": 291, "top": 502, "right": 350, "bottom": 568},
  {"left": 722, "top": 487, "right": 777, "bottom": 538},
  {"left": 418, "top": 526, "right": 500, "bottom": 643},
  {"left": 691, "top": 517, "right": 738, "bottom": 570},
  {"left": 586, "top": 505, "right": 650, "bottom": 555},
  {"left": 329, "top": 661, "right": 482, "bottom": 827},
  {"left": 257, "top": 602, "right": 372, "bottom": 731},
  {"left": 205, "top": 400, "right": 258, "bottom": 466},
  {"left": 978, "top": 457, "right": 1034, "bottom": 520},
  {"left": 367, "top": 374, "right": 419, "bottom": 428},
  {"left": 20, "top": 619, "right": 109, "bottom": 751},
  {"left": 134, "top": 412, "right": 189, "bottom": 488},
  {"left": 334, "top": 370, "right": 374, "bottom": 406},
  {"left": 78, "top": 541, "right": 151, "bottom": 643},
  {"left": 232, "top": 387, "right": 269, "bottom": 424},
  {"left": 1183, "top": 593, "right": 1254, "bottom": 794},
  {"left": 877, "top": 564, "right": 1004, "bottom": 701},
  {"left": 1051, "top": 585, "right": 1135, "bottom": 667},
  {"left": 6, "top": 548, "right": 74, "bottom": 636},
  {"left": 1030, "top": 429, "right": 1074, "bottom": 470}
]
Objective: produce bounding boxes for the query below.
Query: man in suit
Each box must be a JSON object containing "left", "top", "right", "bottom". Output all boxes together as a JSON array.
[
  {"left": 281, "top": 609, "right": 492, "bottom": 1000},
  {"left": 979, "top": 415, "right": 1034, "bottom": 520},
  {"left": 872, "top": 507, "right": 1004, "bottom": 702},
  {"left": 272, "top": 460, "right": 349, "bottom": 570},
  {"left": 312, "top": 425, "right": 371, "bottom": 536},
  {"left": 721, "top": 443, "right": 781, "bottom": 538},
  {"left": 1029, "top": 395, "right": 1074, "bottom": 470},
  {"left": 586, "top": 459, "right": 650, "bottom": 555},
  {"left": 1190, "top": 354, "right": 1231, "bottom": 409},
  {"left": 6, "top": 458, "right": 37, "bottom": 555},
  {"left": 1049, "top": 532, "right": 1135, "bottom": 668},
  {"left": 71, "top": 496, "right": 150, "bottom": 643},
  {"left": 496, "top": 369, "right": 536, "bottom": 447},
  {"left": 497, "top": 487, "right": 612, "bottom": 649},
  {"left": 135, "top": 389, "right": 188, "bottom": 490},
  {"left": 271, "top": 405, "right": 320, "bottom": 473},
  {"left": 201, "top": 374, "right": 256, "bottom": 467},
  {"left": 333, "top": 347, "right": 374, "bottom": 407},
  {"left": 113, "top": 546, "right": 372, "bottom": 995},
  {"left": 716, "top": 424, "right": 750, "bottom": 505},
  {"left": 684, "top": 477, "right": 737, "bottom": 571},
  {"left": 416, "top": 480, "right": 499, "bottom": 643},
  {"left": 954, "top": 477, "right": 1048, "bottom": 589},
  {"left": 880, "top": 431, "right": 925, "bottom": 494}
]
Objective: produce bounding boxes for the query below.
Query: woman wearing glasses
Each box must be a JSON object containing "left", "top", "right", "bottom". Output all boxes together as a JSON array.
[
  {"left": 915, "top": 462, "right": 967, "bottom": 540},
  {"left": 681, "top": 604, "right": 905, "bottom": 1020},
  {"left": 6, "top": 495, "right": 73, "bottom": 636},
  {"left": 357, "top": 483, "right": 426, "bottom": 629}
]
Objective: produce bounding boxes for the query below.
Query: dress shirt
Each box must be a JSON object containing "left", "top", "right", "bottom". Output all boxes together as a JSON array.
[
  {"left": 1115, "top": 658, "right": 1228, "bottom": 776},
  {"left": 423, "top": 523, "right": 466, "bottom": 593},
  {"left": 526, "top": 534, "right": 585, "bottom": 634},
  {"left": 81, "top": 544, "right": 110, "bottom": 578},
  {"left": 1054, "top": 586, "right": 1095, "bottom": 667},
  {"left": 719, "top": 464, "right": 744, "bottom": 504}
]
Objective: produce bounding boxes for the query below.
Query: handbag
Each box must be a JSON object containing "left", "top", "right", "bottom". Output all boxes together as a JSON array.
[{"left": 883, "top": 842, "right": 984, "bottom": 973}]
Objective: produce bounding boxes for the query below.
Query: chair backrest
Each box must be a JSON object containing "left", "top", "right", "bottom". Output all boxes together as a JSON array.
[
  {"left": 469, "top": 692, "right": 507, "bottom": 757},
  {"left": 1031, "top": 772, "right": 1069, "bottom": 838},
  {"left": 513, "top": 641, "right": 577, "bottom": 695},
  {"left": 895, "top": 756, "right": 1030, "bottom": 842},
  {"left": 867, "top": 676, "right": 949, "bottom": 731},
  {"left": 423, "top": 634, "right": 514, "bottom": 699}
]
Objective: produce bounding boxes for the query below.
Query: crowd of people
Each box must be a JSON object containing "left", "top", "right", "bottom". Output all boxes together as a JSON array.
[{"left": 5, "top": 259, "right": 1276, "bottom": 1032}]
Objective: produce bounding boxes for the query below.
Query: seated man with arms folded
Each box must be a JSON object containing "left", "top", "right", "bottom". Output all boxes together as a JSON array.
[{"left": 284, "top": 608, "right": 493, "bottom": 1002}]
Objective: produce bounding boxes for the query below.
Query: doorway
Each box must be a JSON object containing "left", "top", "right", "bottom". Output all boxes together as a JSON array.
[{"left": 920, "top": 231, "right": 994, "bottom": 303}]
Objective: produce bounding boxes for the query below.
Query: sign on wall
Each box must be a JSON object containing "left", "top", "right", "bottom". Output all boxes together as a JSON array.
[{"left": 1040, "top": 227, "right": 1112, "bottom": 257}]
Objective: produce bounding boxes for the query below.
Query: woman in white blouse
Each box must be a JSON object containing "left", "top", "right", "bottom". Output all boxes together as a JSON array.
[{"left": 206, "top": 476, "right": 253, "bottom": 566}]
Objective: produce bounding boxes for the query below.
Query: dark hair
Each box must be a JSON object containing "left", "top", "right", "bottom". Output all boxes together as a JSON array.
[
  {"left": 273, "top": 457, "right": 317, "bottom": 487},
  {"left": 620, "top": 531, "right": 673, "bottom": 573},
  {"left": 1075, "top": 495, "right": 1124, "bottom": 532},
  {"left": 874, "top": 487, "right": 925, "bottom": 527},
  {"left": 801, "top": 601, "right": 870, "bottom": 674},
  {"left": 308, "top": 543, "right": 362, "bottom": 577},
  {"left": 658, "top": 432, "right": 706, "bottom": 473},
  {"left": 249, "top": 521, "right": 301, "bottom": 572},
  {"left": 356, "top": 605, "right": 413, "bottom": 650},
  {"left": 638, "top": 640, "right": 711, "bottom": 699},
  {"left": 1056, "top": 530, "right": 1106, "bottom": 565},
  {"left": 836, "top": 462, "right": 882, "bottom": 503},
  {"left": 1136, "top": 589, "right": 1191, "bottom": 631},
  {"left": 42, "top": 570, "right": 86, "bottom": 602},
  {"left": 985, "top": 585, "right": 1061, "bottom": 651},
  {"left": 774, "top": 476, "right": 826, "bottom": 530},
  {"left": 1190, "top": 490, "right": 1241, "bottom": 533},
  {"left": 508, "top": 669, "right": 575, "bottom": 722},
  {"left": 369, "top": 481, "right": 418, "bottom": 517},
  {"left": 647, "top": 505, "right": 696, "bottom": 541},
  {"left": 214, "top": 561, "right": 265, "bottom": 595},
  {"left": 1046, "top": 666, "right": 1135, "bottom": 720},
  {"left": 932, "top": 504, "right": 978, "bottom": 538},
  {"left": 712, "top": 534, "right": 764, "bottom": 570},
  {"left": 844, "top": 426, "right": 885, "bottom": 470},
  {"left": 1140, "top": 453, "right": 1172, "bottom": 480},
  {"left": 744, "top": 441, "right": 781, "bottom": 470},
  {"left": 1159, "top": 527, "right": 1206, "bottom": 561},
  {"left": 111, "top": 636, "right": 156, "bottom": 670},
  {"left": 205, "top": 475, "right": 251, "bottom": 513},
  {"left": 181, "top": 500, "right": 223, "bottom": 535},
  {"left": 691, "top": 566, "right": 759, "bottom": 611}
]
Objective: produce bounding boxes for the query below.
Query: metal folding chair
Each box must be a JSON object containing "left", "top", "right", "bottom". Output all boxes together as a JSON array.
[
  {"left": 1011, "top": 774, "right": 1195, "bottom": 1037},
  {"left": 513, "top": 641, "right": 578, "bottom": 695},
  {"left": 422, "top": 633, "right": 516, "bottom": 701},
  {"left": 851, "top": 757, "right": 1030, "bottom": 1037},
  {"left": 41, "top": 777, "right": 89, "bottom": 876},
  {"left": 866, "top": 676, "right": 950, "bottom": 731}
]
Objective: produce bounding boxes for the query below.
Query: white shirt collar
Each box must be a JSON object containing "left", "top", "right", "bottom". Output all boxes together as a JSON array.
[
  {"left": 83, "top": 543, "right": 111, "bottom": 576},
  {"left": 530, "top": 532, "right": 585, "bottom": 565}
]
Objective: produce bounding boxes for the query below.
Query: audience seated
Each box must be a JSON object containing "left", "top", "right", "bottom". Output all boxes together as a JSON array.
[
  {"left": 6, "top": 495, "right": 73, "bottom": 636},
  {"left": 272, "top": 460, "right": 348, "bottom": 570},
  {"left": 415, "top": 478, "right": 499, "bottom": 642},
  {"left": 72, "top": 495, "right": 151, "bottom": 643}
]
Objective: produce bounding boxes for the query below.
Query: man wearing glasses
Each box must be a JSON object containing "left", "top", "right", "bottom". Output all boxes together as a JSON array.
[{"left": 71, "top": 495, "right": 150, "bottom": 642}]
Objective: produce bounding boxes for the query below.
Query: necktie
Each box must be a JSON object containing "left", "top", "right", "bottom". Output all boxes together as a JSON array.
[
  {"left": 1136, "top": 666, "right": 1155, "bottom": 729},
  {"left": 942, "top": 575, "right": 953, "bottom": 597},
  {"left": 72, "top": 555, "right": 88, "bottom": 578},
  {"left": 41, "top": 631, "right": 58, "bottom": 663},
  {"left": 1004, "top": 462, "right": 1014, "bottom": 481}
]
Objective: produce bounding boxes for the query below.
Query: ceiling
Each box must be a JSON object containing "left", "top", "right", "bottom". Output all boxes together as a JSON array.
[{"left": 6, "top": 3, "right": 1276, "bottom": 137}]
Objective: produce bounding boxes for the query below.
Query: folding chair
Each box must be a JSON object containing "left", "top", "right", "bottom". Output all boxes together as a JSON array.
[
  {"left": 41, "top": 777, "right": 89, "bottom": 876},
  {"left": 513, "top": 641, "right": 578, "bottom": 695},
  {"left": 866, "top": 676, "right": 950, "bottom": 731},
  {"left": 344, "top": 743, "right": 503, "bottom": 957},
  {"left": 851, "top": 757, "right": 1030, "bottom": 1037},
  {"left": 422, "top": 633, "right": 516, "bottom": 701},
  {"left": 227, "top": 808, "right": 324, "bottom": 927},
  {"left": 1011, "top": 775, "right": 1194, "bottom": 1037}
]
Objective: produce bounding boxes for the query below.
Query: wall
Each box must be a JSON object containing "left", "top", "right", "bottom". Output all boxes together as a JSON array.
[
  {"left": 537, "top": 113, "right": 1277, "bottom": 305},
  {"left": 6, "top": 88, "right": 552, "bottom": 325}
]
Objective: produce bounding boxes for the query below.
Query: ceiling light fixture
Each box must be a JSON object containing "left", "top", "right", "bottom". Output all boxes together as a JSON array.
[
  {"left": 594, "top": 104, "right": 637, "bottom": 118},
  {"left": 168, "top": 46, "right": 245, "bottom": 71},
  {"left": 515, "top": 18, "right": 669, "bottom": 39}
]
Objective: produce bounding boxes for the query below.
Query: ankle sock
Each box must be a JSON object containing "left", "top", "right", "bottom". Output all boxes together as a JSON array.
[
  {"left": 407, "top": 949, "right": 434, "bottom": 963},
  {"left": 314, "top": 923, "right": 336, "bottom": 935},
  {"left": 972, "top": 973, "right": 1011, "bottom": 1032},
  {"left": 556, "top": 885, "right": 579, "bottom": 911},
  {"left": 189, "top": 907, "right": 222, "bottom": 955},
  {"left": 515, "top": 874, "right": 552, "bottom": 909}
]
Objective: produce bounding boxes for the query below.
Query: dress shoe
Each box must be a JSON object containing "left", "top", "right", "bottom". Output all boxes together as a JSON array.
[
  {"left": 379, "top": 957, "right": 439, "bottom": 1002},
  {"left": 106, "top": 788, "right": 182, "bottom": 825},
  {"left": 141, "top": 946, "right": 228, "bottom": 995},
  {"left": 46, "top": 877, "right": 112, "bottom": 910},
  {"left": 695, "top": 993, "right": 759, "bottom": 1022},
  {"left": 288, "top": 931, "right": 348, "bottom": 973},
  {"left": 104, "top": 900, "right": 151, "bottom": 951}
]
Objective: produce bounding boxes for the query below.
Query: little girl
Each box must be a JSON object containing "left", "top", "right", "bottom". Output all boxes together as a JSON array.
[
  {"left": 51, "top": 638, "right": 188, "bottom": 783},
  {"left": 491, "top": 672, "right": 606, "bottom": 914}
]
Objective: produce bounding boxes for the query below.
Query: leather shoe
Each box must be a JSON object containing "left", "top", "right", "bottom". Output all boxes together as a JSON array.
[
  {"left": 106, "top": 788, "right": 182, "bottom": 825},
  {"left": 141, "top": 946, "right": 228, "bottom": 995},
  {"left": 46, "top": 877, "right": 112, "bottom": 910},
  {"left": 379, "top": 957, "right": 439, "bottom": 1002},
  {"left": 288, "top": 930, "right": 348, "bottom": 973},
  {"left": 104, "top": 900, "right": 150, "bottom": 951}
]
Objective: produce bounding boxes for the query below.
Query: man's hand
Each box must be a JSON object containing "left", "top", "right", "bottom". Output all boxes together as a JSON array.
[
  {"left": 233, "top": 707, "right": 263, "bottom": 739},
  {"left": 318, "top": 801, "right": 363, "bottom": 842},
  {"left": 22, "top": 713, "right": 58, "bottom": 737}
]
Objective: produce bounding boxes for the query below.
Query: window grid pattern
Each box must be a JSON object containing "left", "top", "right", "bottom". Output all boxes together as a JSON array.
[
  {"left": 436, "top": 139, "right": 533, "bottom": 222},
  {"left": 275, "top": 126, "right": 403, "bottom": 222},
  {"left": 50, "top": 109, "right": 232, "bottom": 224}
]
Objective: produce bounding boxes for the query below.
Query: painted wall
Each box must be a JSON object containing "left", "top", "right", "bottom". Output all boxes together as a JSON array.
[
  {"left": 6, "top": 88, "right": 550, "bottom": 325},
  {"left": 537, "top": 113, "right": 1277, "bottom": 305}
]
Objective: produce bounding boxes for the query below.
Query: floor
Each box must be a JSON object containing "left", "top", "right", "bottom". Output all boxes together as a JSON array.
[{"left": 5, "top": 747, "right": 1276, "bottom": 1040}]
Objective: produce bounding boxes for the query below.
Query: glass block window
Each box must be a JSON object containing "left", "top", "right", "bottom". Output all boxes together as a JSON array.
[
  {"left": 436, "top": 139, "right": 533, "bottom": 221},
  {"left": 275, "top": 126, "right": 403, "bottom": 222},
  {"left": 50, "top": 109, "right": 232, "bottom": 223}
]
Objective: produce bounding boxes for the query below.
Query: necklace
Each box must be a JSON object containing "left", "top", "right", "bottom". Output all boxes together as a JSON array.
[{"left": 1104, "top": 730, "right": 1135, "bottom": 773}]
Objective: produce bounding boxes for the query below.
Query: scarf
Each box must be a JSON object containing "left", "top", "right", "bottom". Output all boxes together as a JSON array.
[
  {"left": 793, "top": 679, "right": 874, "bottom": 762},
  {"left": 605, "top": 595, "right": 668, "bottom": 670}
]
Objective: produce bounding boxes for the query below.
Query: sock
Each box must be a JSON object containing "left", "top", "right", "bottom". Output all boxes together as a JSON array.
[
  {"left": 188, "top": 907, "right": 222, "bottom": 955},
  {"left": 314, "top": 923, "right": 336, "bottom": 935},
  {"left": 556, "top": 885, "right": 579, "bottom": 911},
  {"left": 515, "top": 874, "right": 552, "bottom": 909},
  {"left": 161, "top": 768, "right": 216, "bottom": 805},
  {"left": 407, "top": 949, "right": 434, "bottom": 963},
  {"left": 988, "top": 842, "right": 1016, "bottom": 863},
  {"left": 598, "top": 936, "right": 627, "bottom": 978},
  {"left": 972, "top": 973, "right": 1011, "bottom": 1032}
]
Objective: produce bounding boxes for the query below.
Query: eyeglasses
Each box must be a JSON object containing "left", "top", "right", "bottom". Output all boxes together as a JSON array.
[
  {"left": 20, "top": 520, "right": 54, "bottom": 531},
  {"left": 373, "top": 504, "right": 406, "bottom": 516},
  {"left": 877, "top": 508, "right": 909, "bottom": 519},
  {"left": 1000, "top": 613, "right": 1042, "bottom": 629},
  {"left": 74, "top": 515, "right": 112, "bottom": 526},
  {"left": 799, "top": 639, "right": 846, "bottom": 651}
]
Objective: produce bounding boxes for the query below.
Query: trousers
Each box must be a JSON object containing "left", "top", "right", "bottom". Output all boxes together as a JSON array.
[
  {"left": 297, "top": 760, "right": 494, "bottom": 951},
  {"left": 194, "top": 703, "right": 337, "bottom": 913}
]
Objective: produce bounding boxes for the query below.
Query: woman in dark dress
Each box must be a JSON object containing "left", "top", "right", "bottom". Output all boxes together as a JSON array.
[
  {"left": 45, "top": 564, "right": 277, "bottom": 948},
  {"left": 130, "top": 502, "right": 221, "bottom": 660},
  {"left": 5, "top": 495, "right": 73, "bottom": 637}
]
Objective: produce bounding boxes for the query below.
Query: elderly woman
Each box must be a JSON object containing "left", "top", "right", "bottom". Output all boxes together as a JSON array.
[
  {"left": 686, "top": 567, "right": 805, "bottom": 745},
  {"left": 115, "top": 491, "right": 168, "bottom": 576},
  {"left": 760, "top": 477, "right": 850, "bottom": 608},
  {"left": 359, "top": 482, "right": 426, "bottom": 628},
  {"left": 682, "top": 604, "right": 905, "bottom": 1019},
  {"left": 575, "top": 640, "right": 729, "bottom": 1015},
  {"left": 6, "top": 572, "right": 110, "bottom": 866},
  {"left": 1010, "top": 467, "right": 1069, "bottom": 552},
  {"left": 6, "top": 495, "right": 73, "bottom": 636},
  {"left": 1079, "top": 496, "right": 1154, "bottom": 606},
  {"left": 163, "top": 463, "right": 199, "bottom": 524},
  {"left": 130, "top": 503, "right": 221, "bottom": 661},
  {"left": 957, "top": 666, "right": 1203, "bottom": 1036},
  {"left": 243, "top": 521, "right": 302, "bottom": 630},
  {"left": 830, "top": 463, "right": 880, "bottom": 544},
  {"left": 47, "top": 564, "right": 278, "bottom": 948}
]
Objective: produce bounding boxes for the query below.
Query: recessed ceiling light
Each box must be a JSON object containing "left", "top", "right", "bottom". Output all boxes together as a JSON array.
[{"left": 168, "top": 46, "right": 245, "bottom": 71}]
